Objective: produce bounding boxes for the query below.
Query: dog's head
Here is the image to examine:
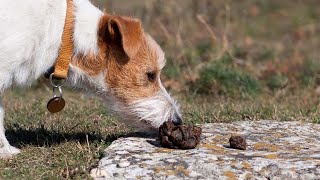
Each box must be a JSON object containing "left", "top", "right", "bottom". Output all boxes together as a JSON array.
[{"left": 71, "top": 14, "right": 182, "bottom": 130}]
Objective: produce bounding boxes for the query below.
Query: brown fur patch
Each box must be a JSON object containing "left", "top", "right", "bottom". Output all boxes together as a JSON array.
[
  {"left": 73, "top": 14, "right": 162, "bottom": 103},
  {"left": 72, "top": 52, "right": 105, "bottom": 76},
  {"left": 98, "top": 14, "right": 143, "bottom": 59},
  {"left": 100, "top": 14, "right": 161, "bottom": 103},
  {"left": 104, "top": 38, "right": 161, "bottom": 103}
]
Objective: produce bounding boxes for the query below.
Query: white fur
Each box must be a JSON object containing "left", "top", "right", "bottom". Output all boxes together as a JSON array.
[
  {"left": 73, "top": 0, "right": 102, "bottom": 54},
  {"left": 0, "top": 0, "right": 103, "bottom": 158},
  {"left": 0, "top": 0, "right": 180, "bottom": 158},
  {"left": 128, "top": 89, "right": 180, "bottom": 128},
  {"left": 145, "top": 34, "right": 166, "bottom": 69},
  {"left": 124, "top": 37, "right": 180, "bottom": 129},
  {"left": 0, "top": 0, "right": 102, "bottom": 91},
  {"left": 0, "top": 100, "right": 21, "bottom": 158},
  {"left": 0, "top": 0, "right": 64, "bottom": 90}
]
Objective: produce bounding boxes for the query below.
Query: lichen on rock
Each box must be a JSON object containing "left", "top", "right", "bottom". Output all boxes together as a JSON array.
[{"left": 91, "top": 121, "right": 320, "bottom": 179}]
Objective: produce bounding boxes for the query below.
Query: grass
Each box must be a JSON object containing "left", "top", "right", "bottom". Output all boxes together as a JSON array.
[
  {"left": 1, "top": 0, "right": 320, "bottom": 178},
  {"left": 1, "top": 85, "right": 319, "bottom": 178},
  {"left": 183, "top": 91, "right": 320, "bottom": 124},
  {"left": 193, "top": 53, "right": 261, "bottom": 97},
  {"left": 0, "top": 86, "right": 129, "bottom": 179}
]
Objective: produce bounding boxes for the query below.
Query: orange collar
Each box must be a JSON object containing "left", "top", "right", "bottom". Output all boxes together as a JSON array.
[{"left": 53, "top": 0, "right": 74, "bottom": 79}]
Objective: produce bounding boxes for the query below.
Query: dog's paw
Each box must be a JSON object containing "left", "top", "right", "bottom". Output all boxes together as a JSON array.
[{"left": 0, "top": 146, "right": 21, "bottom": 159}]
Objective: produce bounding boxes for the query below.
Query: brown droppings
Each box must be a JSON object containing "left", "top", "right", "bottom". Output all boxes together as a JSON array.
[
  {"left": 229, "top": 135, "right": 247, "bottom": 150},
  {"left": 159, "top": 121, "right": 202, "bottom": 149}
]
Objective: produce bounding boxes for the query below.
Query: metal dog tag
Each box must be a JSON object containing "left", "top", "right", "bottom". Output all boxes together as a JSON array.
[
  {"left": 47, "top": 73, "right": 66, "bottom": 113},
  {"left": 47, "top": 97, "right": 65, "bottom": 113}
]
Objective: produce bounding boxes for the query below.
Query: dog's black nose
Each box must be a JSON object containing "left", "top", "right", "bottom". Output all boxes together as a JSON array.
[{"left": 172, "top": 114, "right": 182, "bottom": 125}]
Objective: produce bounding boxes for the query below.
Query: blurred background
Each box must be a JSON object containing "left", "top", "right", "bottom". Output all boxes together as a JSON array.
[{"left": 92, "top": 0, "right": 320, "bottom": 122}]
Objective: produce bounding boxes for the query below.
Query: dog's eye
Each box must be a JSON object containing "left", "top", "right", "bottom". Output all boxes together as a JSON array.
[{"left": 146, "top": 72, "right": 156, "bottom": 82}]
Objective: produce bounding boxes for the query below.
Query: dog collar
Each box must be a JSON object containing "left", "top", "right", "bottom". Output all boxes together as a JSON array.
[
  {"left": 46, "top": 0, "right": 74, "bottom": 113},
  {"left": 53, "top": 0, "right": 74, "bottom": 79}
]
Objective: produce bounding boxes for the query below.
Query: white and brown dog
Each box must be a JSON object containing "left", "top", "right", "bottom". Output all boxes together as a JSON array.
[{"left": 0, "top": 0, "right": 182, "bottom": 158}]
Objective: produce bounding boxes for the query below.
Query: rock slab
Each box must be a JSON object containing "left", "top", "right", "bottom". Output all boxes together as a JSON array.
[{"left": 91, "top": 121, "right": 320, "bottom": 179}]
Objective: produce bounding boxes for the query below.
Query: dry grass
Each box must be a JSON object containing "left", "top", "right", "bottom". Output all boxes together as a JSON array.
[{"left": 0, "top": 86, "right": 129, "bottom": 179}]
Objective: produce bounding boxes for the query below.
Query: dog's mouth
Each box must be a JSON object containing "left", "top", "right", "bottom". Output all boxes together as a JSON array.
[
  {"left": 125, "top": 112, "right": 183, "bottom": 131},
  {"left": 102, "top": 89, "right": 181, "bottom": 131}
]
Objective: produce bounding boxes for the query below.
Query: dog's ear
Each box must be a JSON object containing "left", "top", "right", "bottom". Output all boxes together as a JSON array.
[{"left": 98, "top": 15, "right": 143, "bottom": 58}]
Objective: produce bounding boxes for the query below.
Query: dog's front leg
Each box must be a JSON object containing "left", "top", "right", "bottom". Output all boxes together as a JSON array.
[{"left": 0, "top": 98, "right": 20, "bottom": 158}]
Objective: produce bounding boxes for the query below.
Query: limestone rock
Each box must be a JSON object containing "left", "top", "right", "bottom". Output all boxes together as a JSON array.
[{"left": 91, "top": 121, "right": 320, "bottom": 179}]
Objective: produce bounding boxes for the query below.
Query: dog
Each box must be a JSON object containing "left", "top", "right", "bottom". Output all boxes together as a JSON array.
[{"left": 0, "top": 0, "right": 182, "bottom": 158}]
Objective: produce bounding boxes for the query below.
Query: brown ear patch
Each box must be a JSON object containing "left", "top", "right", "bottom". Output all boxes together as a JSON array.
[
  {"left": 72, "top": 52, "right": 105, "bottom": 76},
  {"left": 98, "top": 14, "right": 144, "bottom": 59},
  {"left": 73, "top": 15, "right": 144, "bottom": 77},
  {"left": 73, "top": 13, "right": 162, "bottom": 104},
  {"left": 103, "top": 36, "right": 162, "bottom": 104}
]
